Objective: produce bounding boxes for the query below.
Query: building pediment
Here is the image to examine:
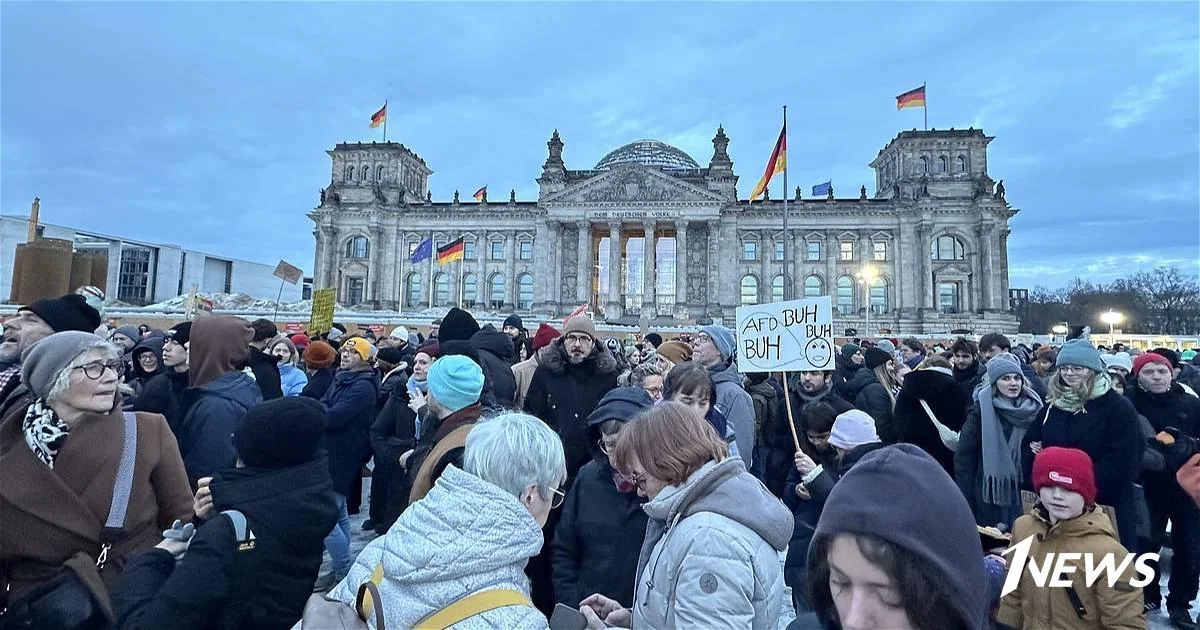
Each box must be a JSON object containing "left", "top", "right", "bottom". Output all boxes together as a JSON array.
[{"left": 541, "top": 164, "right": 725, "bottom": 205}]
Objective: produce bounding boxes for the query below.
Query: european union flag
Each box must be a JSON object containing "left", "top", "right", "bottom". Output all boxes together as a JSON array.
[
  {"left": 812, "top": 181, "right": 832, "bottom": 197},
  {"left": 410, "top": 238, "right": 433, "bottom": 264}
]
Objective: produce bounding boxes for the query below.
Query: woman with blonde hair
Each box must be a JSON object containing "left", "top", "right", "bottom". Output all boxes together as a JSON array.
[
  {"left": 844, "top": 347, "right": 900, "bottom": 435},
  {"left": 580, "top": 401, "right": 792, "bottom": 629},
  {"left": 1021, "top": 339, "right": 1142, "bottom": 551},
  {"left": 267, "top": 336, "right": 308, "bottom": 397}
]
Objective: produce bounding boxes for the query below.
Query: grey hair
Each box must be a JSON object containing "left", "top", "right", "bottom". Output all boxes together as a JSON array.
[
  {"left": 46, "top": 342, "right": 121, "bottom": 404},
  {"left": 464, "top": 412, "right": 567, "bottom": 500}
]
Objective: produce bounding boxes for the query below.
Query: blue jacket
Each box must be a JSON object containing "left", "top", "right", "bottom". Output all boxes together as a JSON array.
[
  {"left": 278, "top": 363, "right": 309, "bottom": 397},
  {"left": 321, "top": 369, "right": 380, "bottom": 495},
  {"left": 175, "top": 371, "right": 263, "bottom": 488}
]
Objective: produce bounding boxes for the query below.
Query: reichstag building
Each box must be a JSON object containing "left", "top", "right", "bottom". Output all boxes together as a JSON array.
[{"left": 309, "top": 126, "right": 1019, "bottom": 333}]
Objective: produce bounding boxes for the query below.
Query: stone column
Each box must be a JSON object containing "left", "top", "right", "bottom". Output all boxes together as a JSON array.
[
  {"left": 642, "top": 221, "right": 656, "bottom": 315},
  {"left": 918, "top": 223, "right": 933, "bottom": 309},
  {"left": 369, "top": 225, "right": 384, "bottom": 305},
  {"left": 824, "top": 231, "right": 837, "bottom": 300},
  {"left": 792, "top": 229, "right": 803, "bottom": 300},
  {"left": 706, "top": 220, "right": 721, "bottom": 313},
  {"left": 477, "top": 230, "right": 489, "bottom": 308},
  {"left": 506, "top": 231, "right": 518, "bottom": 310},
  {"left": 313, "top": 228, "right": 328, "bottom": 288},
  {"left": 426, "top": 230, "right": 436, "bottom": 308},
  {"left": 606, "top": 221, "right": 623, "bottom": 318},
  {"left": 977, "top": 224, "right": 993, "bottom": 311},
  {"left": 576, "top": 222, "right": 591, "bottom": 304},
  {"left": 324, "top": 227, "right": 339, "bottom": 291},
  {"left": 999, "top": 228, "right": 1011, "bottom": 303},
  {"left": 674, "top": 220, "right": 689, "bottom": 308},
  {"left": 759, "top": 230, "right": 770, "bottom": 302}
]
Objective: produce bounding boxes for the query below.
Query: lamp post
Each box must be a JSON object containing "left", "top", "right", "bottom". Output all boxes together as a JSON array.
[
  {"left": 856, "top": 265, "right": 878, "bottom": 336},
  {"left": 1101, "top": 310, "right": 1123, "bottom": 348},
  {"left": 1051, "top": 323, "right": 1069, "bottom": 345}
]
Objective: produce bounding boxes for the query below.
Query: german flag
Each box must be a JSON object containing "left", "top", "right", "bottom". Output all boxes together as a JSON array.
[
  {"left": 473, "top": 186, "right": 487, "bottom": 202},
  {"left": 749, "top": 124, "right": 786, "bottom": 202},
  {"left": 896, "top": 85, "right": 926, "bottom": 110},
  {"left": 436, "top": 238, "right": 465, "bottom": 264},
  {"left": 370, "top": 103, "right": 387, "bottom": 128}
]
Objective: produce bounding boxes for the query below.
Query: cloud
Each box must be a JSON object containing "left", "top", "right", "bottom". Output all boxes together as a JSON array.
[{"left": 1108, "top": 64, "right": 1199, "bottom": 130}]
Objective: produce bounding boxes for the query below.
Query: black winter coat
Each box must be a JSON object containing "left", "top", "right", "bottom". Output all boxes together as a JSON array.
[
  {"left": 525, "top": 339, "right": 619, "bottom": 482},
  {"left": 843, "top": 369, "right": 893, "bottom": 433},
  {"left": 131, "top": 369, "right": 190, "bottom": 429},
  {"left": 953, "top": 362, "right": 986, "bottom": 402},
  {"left": 471, "top": 328, "right": 518, "bottom": 409},
  {"left": 1021, "top": 388, "right": 1142, "bottom": 550},
  {"left": 113, "top": 458, "right": 338, "bottom": 630},
  {"left": 300, "top": 367, "right": 334, "bottom": 400},
  {"left": 892, "top": 369, "right": 970, "bottom": 476},
  {"left": 1127, "top": 383, "right": 1200, "bottom": 500},
  {"left": 551, "top": 459, "right": 647, "bottom": 609},
  {"left": 370, "top": 380, "right": 419, "bottom": 527},
  {"left": 246, "top": 347, "right": 283, "bottom": 401},
  {"left": 175, "top": 372, "right": 263, "bottom": 488},
  {"left": 320, "top": 369, "right": 380, "bottom": 496}
]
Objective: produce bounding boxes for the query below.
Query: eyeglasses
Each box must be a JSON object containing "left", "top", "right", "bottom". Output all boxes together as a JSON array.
[
  {"left": 73, "top": 360, "right": 123, "bottom": 380},
  {"left": 693, "top": 334, "right": 713, "bottom": 346},
  {"left": 1058, "top": 365, "right": 1090, "bottom": 374},
  {"left": 629, "top": 471, "right": 648, "bottom": 490},
  {"left": 565, "top": 334, "right": 593, "bottom": 346},
  {"left": 550, "top": 486, "right": 566, "bottom": 509}
]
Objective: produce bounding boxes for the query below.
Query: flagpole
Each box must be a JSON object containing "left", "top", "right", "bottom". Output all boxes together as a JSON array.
[
  {"left": 781, "top": 105, "right": 790, "bottom": 301},
  {"left": 398, "top": 250, "right": 405, "bottom": 315},
  {"left": 428, "top": 237, "right": 435, "bottom": 308},
  {"left": 382, "top": 99, "right": 388, "bottom": 142},
  {"left": 922, "top": 83, "right": 927, "bottom": 131}
]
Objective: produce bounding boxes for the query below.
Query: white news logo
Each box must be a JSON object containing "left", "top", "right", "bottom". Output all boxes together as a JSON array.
[{"left": 1000, "top": 535, "right": 1158, "bottom": 598}]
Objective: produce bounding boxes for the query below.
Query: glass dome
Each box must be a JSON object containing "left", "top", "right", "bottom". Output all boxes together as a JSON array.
[{"left": 594, "top": 139, "right": 700, "bottom": 170}]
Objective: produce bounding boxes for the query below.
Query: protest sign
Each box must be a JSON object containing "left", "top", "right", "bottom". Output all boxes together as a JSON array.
[
  {"left": 308, "top": 288, "right": 336, "bottom": 334},
  {"left": 735, "top": 296, "right": 834, "bottom": 373}
]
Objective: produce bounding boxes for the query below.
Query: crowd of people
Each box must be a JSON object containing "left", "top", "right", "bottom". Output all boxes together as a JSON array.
[{"left": 1, "top": 290, "right": 1199, "bottom": 630}]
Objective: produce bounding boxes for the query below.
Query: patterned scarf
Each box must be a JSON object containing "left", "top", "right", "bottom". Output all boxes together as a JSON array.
[
  {"left": 1051, "top": 371, "right": 1112, "bottom": 413},
  {"left": 22, "top": 398, "right": 71, "bottom": 469}
]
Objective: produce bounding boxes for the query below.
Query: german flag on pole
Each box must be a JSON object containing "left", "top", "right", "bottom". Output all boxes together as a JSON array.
[
  {"left": 436, "top": 237, "right": 465, "bottom": 264},
  {"left": 370, "top": 103, "right": 387, "bottom": 128},
  {"left": 896, "top": 85, "right": 926, "bottom": 110},
  {"left": 749, "top": 124, "right": 786, "bottom": 202},
  {"left": 473, "top": 186, "right": 487, "bottom": 202}
]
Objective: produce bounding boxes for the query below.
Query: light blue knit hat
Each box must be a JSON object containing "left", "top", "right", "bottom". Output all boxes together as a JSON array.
[
  {"left": 699, "top": 325, "right": 736, "bottom": 361},
  {"left": 426, "top": 355, "right": 484, "bottom": 414}
]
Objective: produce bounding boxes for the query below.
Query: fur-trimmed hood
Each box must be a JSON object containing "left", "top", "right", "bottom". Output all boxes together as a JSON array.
[{"left": 538, "top": 336, "right": 619, "bottom": 376}]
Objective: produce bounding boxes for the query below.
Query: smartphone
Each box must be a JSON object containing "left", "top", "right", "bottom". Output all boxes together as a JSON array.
[{"left": 549, "top": 603, "right": 588, "bottom": 630}]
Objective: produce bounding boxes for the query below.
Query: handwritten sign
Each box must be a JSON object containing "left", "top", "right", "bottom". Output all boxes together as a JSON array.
[
  {"left": 273, "top": 260, "right": 304, "bottom": 285},
  {"left": 735, "top": 296, "right": 834, "bottom": 373},
  {"left": 308, "top": 288, "right": 336, "bottom": 334}
]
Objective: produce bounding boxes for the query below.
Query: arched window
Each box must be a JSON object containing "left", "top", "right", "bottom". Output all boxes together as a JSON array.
[
  {"left": 772, "top": 275, "right": 786, "bottom": 303},
  {"left": 344, "top": 165, "right": 353, "bottom": 182},
  {"left": 345, "top": 236, "right": 369, "bottom": 259},
  {"left": 489, "top": 273, "right": 506, "bottom": 310},
  {"left": 740, "top": 275, "right": 758, "bottom": 306},
  {"left": 517, "top": 273, "right": 534, "bottom": 310},
  {"left": 836, "top": 276, "right": 855, "bottom": 315},
  {"left": 433, "top": 273, "right": 449, "bottom": 306},
  {"left": 462, "top": 273, "right": 477, "bottom": 308},
  {"left": 361, "top": 165, "right": 370, "bottom": 181},
  {"left": 931, "top": 235, "right": 965, "bottom": 261},
  {"left": 405, "top": 273, "right": 422, "bottom": 308},
  {"left": 919, "top": 156, "right": 929, "bottom": 174},
  {"left": 376, "top": 164, "right": 385, "bottom": 182},
  {"left": 868, "top": 278, "right": 888, "bottom": 314},
  {"left": 804, "top": 275, "right": 823, "bottom": 298},
  {"left": 955, "top": 155, "right": 967, "bottom": 173},
  {"left": 937, "top": 156, "right": 947, "bottom": 173}
]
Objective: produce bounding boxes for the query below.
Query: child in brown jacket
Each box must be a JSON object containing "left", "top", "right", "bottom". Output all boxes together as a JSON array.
[{"left": 997, "top": 447, "right": 1145, "bottom": 630}]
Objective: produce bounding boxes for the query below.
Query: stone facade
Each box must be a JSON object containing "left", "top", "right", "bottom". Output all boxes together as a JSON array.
[{"left": 309, "top": 128, "right": 1019, "bottom": 334}]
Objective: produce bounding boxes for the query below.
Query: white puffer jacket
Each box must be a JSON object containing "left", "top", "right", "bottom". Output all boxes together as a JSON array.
[
  {"left": 327, "top": 464, "right": 547, "bottom": 629},
  {"left": 631, "top": 457, "right": 793, "bottom": 629}
]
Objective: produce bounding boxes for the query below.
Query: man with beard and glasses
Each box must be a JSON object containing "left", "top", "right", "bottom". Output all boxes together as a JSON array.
[{"left": 762, "top": 370, "right": 855, "bottom": 497}]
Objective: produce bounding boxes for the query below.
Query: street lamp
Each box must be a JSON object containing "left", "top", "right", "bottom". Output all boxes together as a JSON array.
[
  {"left": 1051, "top": 323, "right": 1069, "bottom": 344},
  {"left": 856, "top": 265, "right": 878, "bottom": 336},
  {"left": 1101, "top": 309, "right": 1123, "bottom": 348}
]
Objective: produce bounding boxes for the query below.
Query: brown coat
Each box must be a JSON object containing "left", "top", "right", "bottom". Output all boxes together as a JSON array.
[
  {"left": 511, "top": 349, "right": 544, "bottom": 411},
  {"left": 997, "top": 505, "right": 1145, "bottom": 630},
  {"left": 0, "top": 395, "right": 193, "bottom": 606}
]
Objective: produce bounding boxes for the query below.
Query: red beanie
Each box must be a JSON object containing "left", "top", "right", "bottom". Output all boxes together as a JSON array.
[
  {"left": 532, "top": 323, "right": 561, "bottom": 352},
  {"left": 1132, "top": 352, "right": 1172, "bottom": 376},
  {"left": 1032, "top": 447, "right": 1097, "bottom": 505},
  {"left": 290, "top": 333, "right": 310, "bottom": 349}
]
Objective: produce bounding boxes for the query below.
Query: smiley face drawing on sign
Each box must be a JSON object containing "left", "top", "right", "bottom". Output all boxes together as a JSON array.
[{"left": 803, "top": 337, "right": 833, "bottom": 369}]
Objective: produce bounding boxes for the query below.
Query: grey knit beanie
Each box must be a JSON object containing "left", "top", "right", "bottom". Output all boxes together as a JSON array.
[
  {"left": 985, "top": 352, "right": 1023, "bottom": 384},
  {"left": 21, "top": 331, "right": 113, "bottom": 400}
]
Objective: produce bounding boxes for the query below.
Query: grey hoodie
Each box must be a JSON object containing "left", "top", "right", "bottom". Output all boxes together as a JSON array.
[
  {"left": 709, "top": 362, "right": 757, "bottom": 467},
  {"left": 632, "top": 456, "right": 792, "bottom": 629}
]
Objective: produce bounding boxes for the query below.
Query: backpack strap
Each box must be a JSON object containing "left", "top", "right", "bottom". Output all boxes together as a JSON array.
[
  {"left": 220, "top": 510, "right": 256, "bottom": 550},
  {"left": 414, "top": 589, "right": 532, "bottom": 630},
  {"left": 97, "top": 412, "right": 138, "bottom": 568}
]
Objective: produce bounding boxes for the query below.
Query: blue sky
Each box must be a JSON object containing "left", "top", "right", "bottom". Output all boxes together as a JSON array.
[{"left": 3, "top": 2, "right": 1197, "bottom": 292}]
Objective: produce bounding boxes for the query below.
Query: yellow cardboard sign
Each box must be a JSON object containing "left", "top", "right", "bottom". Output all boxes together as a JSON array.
[{"left": 308, "top": 288, "right": 336, "bottom": 334}]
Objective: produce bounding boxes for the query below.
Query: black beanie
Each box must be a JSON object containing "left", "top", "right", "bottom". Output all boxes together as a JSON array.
[
  {"left": 234, "top": 397, "right": 325, "bottom": 469},
  {"left": 644, "top": 333, "right": 663, "bottom": 348},
  {"left": 165, "top": 322, "right": 192, "bottom": 347},
  {"left": 377, "top": 347, "right": 405, "bottom": 365},
  {"left": 438, "top": 307, "right": 481, "bottom": 343},
  {"left": 502, "top": 314, "right": 524, "bottom": 331},
  {"left": 864, "top": 347, "right": 893, "bottom": 371},
  {"left": 20, "top": 294, "right": 101, "bottom": 333}
]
